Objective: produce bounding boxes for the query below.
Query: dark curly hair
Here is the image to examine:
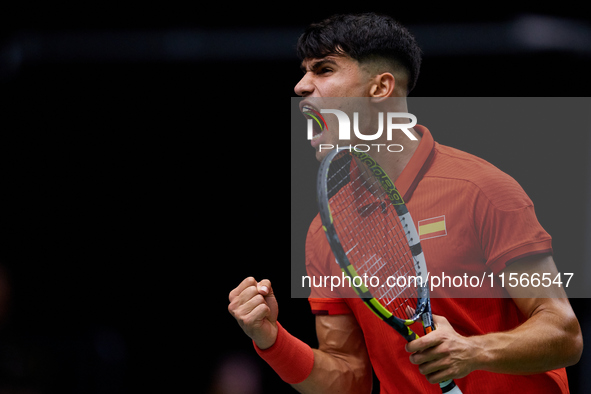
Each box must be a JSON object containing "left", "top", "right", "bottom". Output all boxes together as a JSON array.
[{"left": 296, "top": 13, "right": 422, "bottom": 94}]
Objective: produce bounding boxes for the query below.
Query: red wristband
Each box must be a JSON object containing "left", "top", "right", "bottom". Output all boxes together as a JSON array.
[{"left": 253, "top": 322, "right": 314, "bottom": 384}]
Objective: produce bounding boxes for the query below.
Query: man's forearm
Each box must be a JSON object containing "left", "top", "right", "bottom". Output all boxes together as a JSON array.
[
  {"left": 470, "top": 301, "right": 583, "bottom": 374},
  {"left": 471, "top": 256, "right": 584, "bottom": 375},
  {"left": 290, "top": 314, "right": 373, "bottom": 394},
  {"left": 292, "top": 348, "right": 372, "bottom": 394}
]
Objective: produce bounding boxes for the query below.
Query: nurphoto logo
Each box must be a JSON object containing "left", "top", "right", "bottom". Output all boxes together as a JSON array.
[{"left": 301, "top": 100, "right": 417, "bottom": 153}]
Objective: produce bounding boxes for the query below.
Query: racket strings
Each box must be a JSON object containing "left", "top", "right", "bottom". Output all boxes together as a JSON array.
[{"left": 326, "top": 154, "right": 419, "bottom": 320}]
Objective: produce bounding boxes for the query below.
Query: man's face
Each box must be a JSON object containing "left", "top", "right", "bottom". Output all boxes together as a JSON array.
[
  {"left": 295, "top": 55, "right": 373, "bottom": 161},
  {"left": 295, "top": 55, "right": 371, "bottom": 98}
]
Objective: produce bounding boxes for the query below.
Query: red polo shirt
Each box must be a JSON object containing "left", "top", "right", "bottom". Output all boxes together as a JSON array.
[{"left": 305, "top": 126, "right": 567, "bottom": 393}]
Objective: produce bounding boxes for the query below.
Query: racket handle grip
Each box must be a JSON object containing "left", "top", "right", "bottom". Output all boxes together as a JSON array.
[{"left": 439, "top": 379, "right": 462, "bottom": 393}]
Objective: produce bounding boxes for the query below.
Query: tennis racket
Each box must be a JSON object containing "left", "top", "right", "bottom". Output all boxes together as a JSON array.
[{"left": 316, "top": 147, "right": 462, "bottom": 394}]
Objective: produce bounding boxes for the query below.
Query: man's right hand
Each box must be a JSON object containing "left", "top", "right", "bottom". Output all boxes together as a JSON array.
[{"left": 228, "top": 277, "right": 279, "bottom": 349}]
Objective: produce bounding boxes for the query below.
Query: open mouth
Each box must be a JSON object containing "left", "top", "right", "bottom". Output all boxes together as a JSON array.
[{"left": 301, "top": 104, "right": 328, "bottom": 140}]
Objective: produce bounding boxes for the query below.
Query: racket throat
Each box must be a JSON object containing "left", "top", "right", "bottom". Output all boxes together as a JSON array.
[
  {"left": 419, "top": 297, "right": 435, "bottom": 334},
  {"left": 421, "top": 312, "right": 433, "bottom": 334}
]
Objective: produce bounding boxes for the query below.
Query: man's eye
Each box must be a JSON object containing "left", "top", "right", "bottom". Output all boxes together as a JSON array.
[{"left": 318, "top": 67, "right": 332, "bottom": 74}]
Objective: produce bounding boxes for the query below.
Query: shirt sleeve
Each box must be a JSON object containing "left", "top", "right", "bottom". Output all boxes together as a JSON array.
[{"left": 474, "top": 174, "right": 553, "bottom": 274}]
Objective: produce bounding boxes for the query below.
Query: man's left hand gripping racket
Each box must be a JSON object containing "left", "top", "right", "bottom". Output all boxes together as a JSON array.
[{"left": 317, "top": 147, "right": 463, "bottom": 394}]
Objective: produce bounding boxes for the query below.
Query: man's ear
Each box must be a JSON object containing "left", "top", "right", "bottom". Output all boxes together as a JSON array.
[{"left": 369, "top": 72, "right": 395, "bottom": 98}]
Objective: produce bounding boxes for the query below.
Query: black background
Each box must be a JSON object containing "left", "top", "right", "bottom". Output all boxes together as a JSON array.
[{"left": 1, "top": 4, "right": 591, "bottom": 393}]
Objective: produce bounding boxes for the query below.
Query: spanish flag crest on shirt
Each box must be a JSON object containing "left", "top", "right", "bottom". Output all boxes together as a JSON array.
[{"left": 418, "top": 215, "right": 447, "bottom": 240}]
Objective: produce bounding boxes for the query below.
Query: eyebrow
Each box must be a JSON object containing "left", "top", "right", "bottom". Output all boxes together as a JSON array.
[{"left": 300, "top": 58, "right": 339, "bottom": 73}]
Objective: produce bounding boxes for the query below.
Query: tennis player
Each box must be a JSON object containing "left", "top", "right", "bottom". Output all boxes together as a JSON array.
[{"left": 228, "top": 13, "right": 583, "bottom": 393}]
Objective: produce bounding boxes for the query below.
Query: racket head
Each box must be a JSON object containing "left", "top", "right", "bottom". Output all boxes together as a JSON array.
[{"left": 317, "top": 147, "right": 432, "bottom": 338}]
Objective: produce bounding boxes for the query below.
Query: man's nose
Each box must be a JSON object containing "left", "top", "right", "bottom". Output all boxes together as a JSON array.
[{"left": 294, "top": 73, "right": 314, "bottom": 97}]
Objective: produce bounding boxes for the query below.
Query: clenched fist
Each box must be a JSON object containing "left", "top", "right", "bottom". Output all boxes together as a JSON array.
[{"left": 228, "top": 277, "right": 279, "bottom": 349}]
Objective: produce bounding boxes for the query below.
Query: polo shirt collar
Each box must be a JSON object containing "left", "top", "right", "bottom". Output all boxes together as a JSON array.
[{"left": 396, "top": 125, "right": 436, "bottom": 202}]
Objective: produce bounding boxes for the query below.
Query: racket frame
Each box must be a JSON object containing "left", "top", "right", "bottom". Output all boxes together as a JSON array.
[{"left": 316, "top": 147, "right": 461, "bottom": 393}]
